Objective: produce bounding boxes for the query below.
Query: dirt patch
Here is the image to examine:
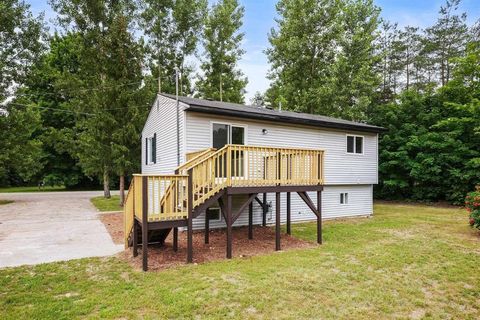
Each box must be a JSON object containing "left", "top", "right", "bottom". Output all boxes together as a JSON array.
[
  {"left": 99, "top": 213, "right": 124, "bottom": 245},
  {"left": 120, "top": 226, "right": 316, "bottom": 271}
]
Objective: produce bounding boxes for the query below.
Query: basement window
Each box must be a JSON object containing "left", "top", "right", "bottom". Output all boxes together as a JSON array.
[
  {"left": 340, "top": 193, "right": 349, "bottom": 205},
  {"left": 346, "top": 135, "right": 363, "bottom": 154},
  {"left": 206, "top": 207, "right": 222, "bottom": 222}
]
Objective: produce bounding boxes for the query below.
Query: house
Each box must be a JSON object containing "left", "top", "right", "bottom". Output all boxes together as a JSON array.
[{"left": 124, "top": 93, "right": 385, "bottom": 271}]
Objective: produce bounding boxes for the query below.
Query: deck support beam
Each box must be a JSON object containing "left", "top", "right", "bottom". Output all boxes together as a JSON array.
[
  {"left": 173, "top": 227, "right": 178, "bottom": 252},
  {"left": 205, "top": 211, "right": 210, "bottom": 244},
  {"left": 275, "top": 192, "right": 281, "bottom": 251},
  {"left": 142, "top": 176, "right": 148, "bottom": 271},
  {"left": 248, "top": 199, "right": 253, "bottom": 239},
  {"left": 286, "top": 192, "right": 291, "bottom": 235},
  {"left": 262, "top": 193, "right": 267, "bottom": 226},
  {"left": 226, "top": 194, "right": 233, "bottom": 259},
  {"left": 187, "top": 169, "right": 193, "bottom": 263}
]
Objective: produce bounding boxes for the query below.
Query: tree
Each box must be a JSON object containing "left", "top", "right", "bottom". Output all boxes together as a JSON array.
[
  {"left": 196, "top": 0, "right": 247, "bottom": 103},
  {"left": 21, "top": 33, "right": 94, "bottom": 189},
  {"left": 267, "top": 0, "right": 379, "bottom": 120},
  {"left": 328, "top": 0, "right": 380, "bottom": 120},
  {"left": 50, "top": 0, "right": 147, "bottom": 201},
  {"left": 266, "top": 0, "right": 341, "bottom": 114},
  {"left": 424, "top": 0, "right": 468, "bottom": 86},
  {"left": 250, "top": 91, "right": 266, "bottom": 106},
  {"left": 0, "top": 0, "right": 45, "bottom": 101},
  {"left": 0, "top": 103, "right": 43, "bottom": 186},
  {"left": 141, "top": 0, "right": 207, "bottom": 95}
]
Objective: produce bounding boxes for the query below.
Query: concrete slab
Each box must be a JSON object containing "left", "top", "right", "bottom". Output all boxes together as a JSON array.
[{"left": 0, "top": 191, "right": 123, "bottom": 268}]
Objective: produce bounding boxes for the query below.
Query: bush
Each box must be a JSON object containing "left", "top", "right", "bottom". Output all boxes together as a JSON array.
[{"left": 465, "top": 185, "right": 480, "bottom": 229}]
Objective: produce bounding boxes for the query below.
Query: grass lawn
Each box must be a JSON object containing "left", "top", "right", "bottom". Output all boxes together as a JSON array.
[
  {"left": 1, "top": 203, "right": 479, "bottom": 319},
  {"left": 0, "top": 200, "right": 14, "bottom": 205},
  {"left": 90, "top": 195, "right": 122, "bottom": 212},
  {"left": 0, "top": 186, "right": 66, "bottom": 193}
]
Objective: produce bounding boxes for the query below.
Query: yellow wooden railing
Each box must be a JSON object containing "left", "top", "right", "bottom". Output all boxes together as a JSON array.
[
  {"left": 190, "top": 145, "right": 324, "bottom": 207},
  {"left": 185, "top": 147, "right": 217, "bottom": 163},
  {"left": 124, "top": 145, "right": 324, "bottom": 245}
]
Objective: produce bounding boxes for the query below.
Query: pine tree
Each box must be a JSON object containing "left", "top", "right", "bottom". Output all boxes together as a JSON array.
[
  {"left": 196, "top": 0, "right": 247, "bottom": 103},
  {"left": 424, "top": 0, "right": 468, "bottom": 86}
]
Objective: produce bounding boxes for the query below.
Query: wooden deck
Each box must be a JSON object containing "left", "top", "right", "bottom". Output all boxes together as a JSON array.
[{"left": 124, "top": 145, "right": 325, "bottom": 270}]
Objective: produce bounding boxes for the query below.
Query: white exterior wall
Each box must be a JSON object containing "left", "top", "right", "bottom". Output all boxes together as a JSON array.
[
  {"left": 184, "top": 111, "right": 377, "bottom": 229},
  {"left": 185, "top": 112, "right": 378, "bottom": 185},
  {"left": 141, "top": 95, "right": 187, "bottom": 174},
  {"left": 193, "top": 185, "right": 373, "bottom": 229}
]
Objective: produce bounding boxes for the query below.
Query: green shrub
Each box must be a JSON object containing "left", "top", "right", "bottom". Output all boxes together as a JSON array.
[{"left": 465, "top": 185, "right": 480, "bottom": 229}]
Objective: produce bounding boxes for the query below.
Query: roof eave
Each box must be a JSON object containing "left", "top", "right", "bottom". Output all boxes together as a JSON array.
[{"left": 186, "top": 105, "right": 386, "bottom": 134}]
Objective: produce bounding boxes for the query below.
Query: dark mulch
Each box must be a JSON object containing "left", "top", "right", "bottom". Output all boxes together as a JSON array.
[
  {"left": 100, "top": 211, "right": 317, "bottom": 271},
  {"left": 99, "top": 212, "right": 124, "bottom": 245}
]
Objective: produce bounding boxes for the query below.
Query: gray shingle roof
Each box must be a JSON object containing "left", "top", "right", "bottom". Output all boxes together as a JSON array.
[{"left": 161, "top": 93, "right": 385, "bottom": 133}]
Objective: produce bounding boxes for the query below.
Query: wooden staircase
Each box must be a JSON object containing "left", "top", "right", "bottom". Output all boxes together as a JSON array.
[{"left": 123, "top": 145, "right": 325, "bottom": 270}]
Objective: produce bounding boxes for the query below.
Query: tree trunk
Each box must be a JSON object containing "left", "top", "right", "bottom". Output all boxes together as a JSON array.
[
  {"left": 103, "top": 168, "right": 111, "bottom": 199},
  {"left": 119, "top": 174, "right": 125, "bottom": 207}
]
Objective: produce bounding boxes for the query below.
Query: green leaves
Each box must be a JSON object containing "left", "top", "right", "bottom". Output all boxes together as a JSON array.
[{"left": 196, "top": 0, "right": 247, "bottom": 103}]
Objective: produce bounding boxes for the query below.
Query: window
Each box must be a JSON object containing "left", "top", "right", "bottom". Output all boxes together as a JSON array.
[
  {"left": 145, "top": 133, "right": 156, "bottom": 164},
  {"left": 206, "top": 207, "right": 222, "bottom": 222},
  {"left": 346, "top": 135, "right": 363, "bottom": 154},
  {"left": 340, "top": 193, "right": 349, "bottom": 205}
]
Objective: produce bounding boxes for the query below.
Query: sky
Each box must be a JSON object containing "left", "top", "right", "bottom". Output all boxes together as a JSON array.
[{"left": 29, "top": 0, "right": 480, "bottom": 102}]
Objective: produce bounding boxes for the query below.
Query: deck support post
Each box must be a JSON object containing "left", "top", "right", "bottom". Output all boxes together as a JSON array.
[
  {"left": 262, "top": 193, "right": 267, "bottom": 226},
  {"left": 248, "top": 197, "right": 253, "bottom": 239},
  {"left": 187, "top": 169, "right": 193, "bottom": 263},
  {"left": 133, "top": 219, "right": 138, "bottom": 257},
  {"left": 275, "top": 192, "right": 281, "bottom": 251},
  {"left": 226, "top": 194, "right": 233, "bottom": 259},
  {"left": 141, "top": 176, "right": 148, "bottom": 271},
  {"left": 205, "top": 210, "right": 210, "bottom": 244},
  {"left": 173, "top": 227, "right": 178, "bottom": 252},
  {"left": 286, "top": 192, "right": 291, "bottom": 235},
  {"left": 317, "top": 190, "right": 322, "bottom": 244}
]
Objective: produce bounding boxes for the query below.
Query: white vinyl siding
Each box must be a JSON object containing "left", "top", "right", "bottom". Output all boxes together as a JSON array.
[
  {"left": 142, "top": 95, "right": 186, "bottom": 174},
  {"left": 192, "top": 185, "right": 373, "bottom": 230},
  {"left": 185, "top": 112, "right": 378, "bottom": 185}
]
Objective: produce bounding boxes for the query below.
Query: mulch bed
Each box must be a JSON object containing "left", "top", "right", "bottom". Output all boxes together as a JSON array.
[
  {"left": 99, "top": 212, "right": 317, "bottom": 271},
  {"left": 99, "top": 212, "right": 124, "bottom": 245}
]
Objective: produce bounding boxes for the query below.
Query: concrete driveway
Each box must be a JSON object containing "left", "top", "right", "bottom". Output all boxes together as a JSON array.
[{"left": 0, "top": 191, "right": 123, "bottom": 268}]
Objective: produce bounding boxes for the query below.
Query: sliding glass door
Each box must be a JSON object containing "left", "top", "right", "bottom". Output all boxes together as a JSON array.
[{"left": 212, "top": 123, "right": 245, "bottom": 178}]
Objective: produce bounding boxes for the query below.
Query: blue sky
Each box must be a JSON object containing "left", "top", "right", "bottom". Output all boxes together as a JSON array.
[{"left": 29, "top": 0, "right": 480, "bottom": 101}]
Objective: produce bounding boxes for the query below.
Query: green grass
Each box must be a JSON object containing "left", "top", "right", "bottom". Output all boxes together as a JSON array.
[
  {"left": 0, "top": 200, "right": 14, "bottom": 205},
  {"left": 90, "top": 195, "right": 122, "bottom": 212},
  {"left": 1, "top": 203, "right": 479, "bottom": 319},
  {"left": 0, "top": 186, "right": 66, "bottom": 193}
]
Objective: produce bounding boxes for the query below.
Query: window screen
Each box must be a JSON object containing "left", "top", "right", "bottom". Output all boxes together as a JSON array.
[
  {"left": 355, "top": 136, "right": 363, "bottom": 154},
  {"left": 347, "top": 136, "right": 355, "bottom": 153}
]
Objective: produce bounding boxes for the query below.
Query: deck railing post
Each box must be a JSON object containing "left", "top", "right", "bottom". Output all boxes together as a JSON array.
[
  {"left": 317, "top": 152, "right": 322, "bottom": 184},
  {"left": 277, "top": 151, "right": 281, "bottom": 185},
  {"left": 187, "top": 168, "right": 193, "bottom": 263},
  {"left": 141, "top": 176, "right": 148, "bottom": 271},
  {"left": 226, "top": 146, "right": 232, "bottom": 186}
]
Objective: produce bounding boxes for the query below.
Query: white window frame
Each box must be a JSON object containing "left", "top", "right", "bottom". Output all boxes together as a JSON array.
[
  {"left": 210, "top": 121, "right": 248, "bottom": 147},
  {"left": 340, "top": 192, "right": 349, "bottom": 205},
  {"left": 146, "top": 136, "right": 155, "bottom": 165},
  {"left": 346, "top": 134, "right": 364, "bottom": 155},
  {"left": 206, "top": 207, "right": 222, "bottom": 222}
]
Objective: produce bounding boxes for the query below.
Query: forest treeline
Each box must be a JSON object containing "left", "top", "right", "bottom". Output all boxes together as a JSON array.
[{"left": 0, "top": 0, "right": 479, "bottom": 204}]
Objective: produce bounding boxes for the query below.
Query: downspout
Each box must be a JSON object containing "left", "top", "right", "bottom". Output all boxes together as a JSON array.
[{"left": 175, "top": 66, "right": 180, "bottom": 166}]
